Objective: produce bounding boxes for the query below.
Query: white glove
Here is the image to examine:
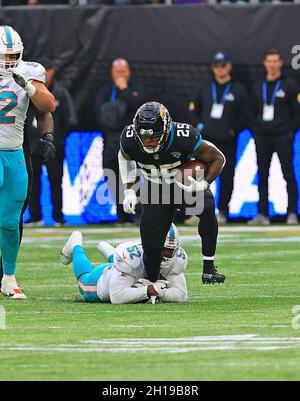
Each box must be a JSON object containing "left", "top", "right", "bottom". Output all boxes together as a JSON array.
[
  {"left": 10, "top": 68, "right": 36, "bottom": 97},
  {"left": 123, "top": 188, "right": 137, "bottom": 214},
  {"left": 152, "top": 280, "right": 169, "bottom": 298},
  {"left": 176, "top": 176, "right": 209, "bottom": 193}
]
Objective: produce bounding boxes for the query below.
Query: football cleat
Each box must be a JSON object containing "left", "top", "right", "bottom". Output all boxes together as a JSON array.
[
  {"left": 60, "top": 231, "right": 83, "bottom": 265},
  {"left": 1, "top": 278, "right": 27, "bottom": 300},
  {"left": 202, "top": 267, "right": 225, "bottom": 284}
]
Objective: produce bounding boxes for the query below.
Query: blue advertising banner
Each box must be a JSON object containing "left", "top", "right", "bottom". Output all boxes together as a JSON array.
[{"left": 24, "top": 130, "right": 300, "bottom": 225}]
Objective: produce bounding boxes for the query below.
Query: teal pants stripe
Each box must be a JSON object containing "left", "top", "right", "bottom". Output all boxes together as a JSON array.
[
  {"left": 0, "top": 149, "right": 28, "bottom": 276},
  {"left": 72, "top": 245, "right": 111, "bottom": 303}
]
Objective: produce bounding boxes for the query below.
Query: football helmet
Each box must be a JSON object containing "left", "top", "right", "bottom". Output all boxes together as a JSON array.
[
  {"left": 0, "top": 26, "right": 23, "bottom": 76},
  {"left": 133, "top": 101, "right": 172, "bottom": 154},
  {"left": 114, "top": 241, "right": 143, "bottom": 276},
  {"left": 162, "top": 223, "right": 179, "bottom": 262}
]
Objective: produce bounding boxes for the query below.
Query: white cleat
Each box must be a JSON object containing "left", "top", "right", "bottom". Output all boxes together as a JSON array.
[
  {"left": 97, "top": 241, "right": 116, "bottom": 261},
  {"left": 1, "top": 278, "right": 27, "bottom": 300},
  {"left": 60, "top": 231, "right": 83, "bottom": 265}
]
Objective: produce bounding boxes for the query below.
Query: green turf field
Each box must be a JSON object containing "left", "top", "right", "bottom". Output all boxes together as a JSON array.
[{"left": 0, "top": 225, "right": 300, "bottom": 381}]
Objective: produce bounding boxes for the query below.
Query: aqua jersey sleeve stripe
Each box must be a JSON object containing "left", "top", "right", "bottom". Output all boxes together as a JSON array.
[
  {"left": 4, "top": 26, "right": 13, "bottom": 49},
  {"left": 166, "top": 123, "right": 175, "bottom": 151},
  {"left": 193, "top": 135, "right": 202, "bottom": 153},
  {"left": 169, "top": 225, "right": 175, "bottom": 241}
]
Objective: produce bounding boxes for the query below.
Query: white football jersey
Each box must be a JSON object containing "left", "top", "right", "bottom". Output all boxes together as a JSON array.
[
  {"left": 96, "top": 242, "right": 188, "bottom": 304},
  {"left": 0, "top": 60, "right": 46, "bottom": 150},
  {"left": 97, "top": 264, "right": 113, "bottom": 302}
]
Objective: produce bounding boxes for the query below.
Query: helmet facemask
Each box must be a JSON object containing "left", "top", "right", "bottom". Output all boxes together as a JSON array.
[
  {"left": 133, "top": 102, "right": 172, "bottom": 154},
  {"left": 0, "top": 26, "right": 24, "bottom": 77},
  {"left": 0, "top": 51, "right": 23, "bottom": 73}
]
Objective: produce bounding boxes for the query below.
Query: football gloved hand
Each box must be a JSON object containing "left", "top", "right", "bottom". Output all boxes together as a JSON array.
[
  {"left": 39, "top": 133, "right": 56, "bottom": 163},
  {"left": 176, "top": 176, "right": 209, "bottom": 193},
  {"left": 152, "top": 280, "right": 169, "bottom": 298},
  {"left": 10, "top": 68, "right": 36, "bottom": 97},
  {"left": 123, "top": 189, "right": 137, "bottom": 214}
]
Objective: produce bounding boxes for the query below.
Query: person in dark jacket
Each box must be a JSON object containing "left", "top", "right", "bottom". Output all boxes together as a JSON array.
[
  {"left": 188, "top": 52, "right": 249, "bottom": 223},
  {"left": 95, "top": 58, "right": 144, "bottom": 224},
  {"left": 249, "top": 49, "right": 299, "bottom": 225},
  {"left": 26, "top": 57, "right": 77, "bottom": 226}
]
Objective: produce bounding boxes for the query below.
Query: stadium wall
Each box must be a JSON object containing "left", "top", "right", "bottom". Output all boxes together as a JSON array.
[{"left": 1, "top": 4, "right": 300, "bottom": 126}]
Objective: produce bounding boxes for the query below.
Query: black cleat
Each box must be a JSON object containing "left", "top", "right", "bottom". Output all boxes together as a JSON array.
[{"left": 202, "top": 267, "right": 225, "bottom": 284}]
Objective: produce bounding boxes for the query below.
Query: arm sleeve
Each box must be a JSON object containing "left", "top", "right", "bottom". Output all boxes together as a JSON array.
[
  {"left": 109, "top": 269, "right": 149, "bottom": 304},
  {"left": 159, "top": 273, "right": 188, "bottom": 303},
  {"left": 25, "top": 62, "right": 46, "bottom": 84},
  {"left": 118, "top": 150, "right": 137, "bottom": 184}
]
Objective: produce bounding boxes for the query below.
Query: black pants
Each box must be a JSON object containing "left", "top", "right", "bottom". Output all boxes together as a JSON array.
[
  {"left": 0, "top": 151, "right": 33, "bottom": 285},
  {"left": 140, "top": 185, "right": 218, "bottom": 282},
  {"left": 29, "top": 151, "right": 64, "bottom": 223},
  {"left": 255, "top": 133, "right": 298, "bottom": 216},
  {"left": 213, "top": 139, "right": 237, "bottom": 215}
]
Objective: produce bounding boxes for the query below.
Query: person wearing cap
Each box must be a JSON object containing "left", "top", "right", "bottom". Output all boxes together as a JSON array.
[
  {"left": 188, "top": 52, "right": 249, "bottom": 224},
  {"left": 26, "top": 57, "right": 78, "bottom": 226},
  {"left": 95, "top": 58, "right": 144, "bottom": 225},
  {"left": 249, "top": 49, "right": 299, "bottom": 225}
]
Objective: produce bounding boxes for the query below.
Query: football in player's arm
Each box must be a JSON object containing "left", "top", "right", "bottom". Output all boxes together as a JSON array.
[{"left": 118, "top": 102, "right": 226, "bottom": 286}]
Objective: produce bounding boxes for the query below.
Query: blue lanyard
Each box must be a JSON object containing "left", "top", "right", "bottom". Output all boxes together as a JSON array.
[
  {"left": 262, "top": 80, "right": 281, "bottom": 105},
  {"left": 110, "top": 86, "right": 118, "bottom": 102},
  {"left": 211, "top": 82, "right": 231, "bottom": 105}
]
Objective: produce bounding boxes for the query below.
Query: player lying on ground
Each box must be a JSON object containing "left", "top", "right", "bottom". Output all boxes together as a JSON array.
[
  {"left": 60, "top": 224, "right": 188, "bottom": 304},
  {"left": 0, "top": 26, "right": 56, "bottom": 299},
  {"left": 119, "top": 101, "right": 226, "bottom": 285}
]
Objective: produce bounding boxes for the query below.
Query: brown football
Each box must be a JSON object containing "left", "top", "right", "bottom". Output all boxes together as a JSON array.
[{"left": 176, "top": 160, "right": 208, "bottom": 185}]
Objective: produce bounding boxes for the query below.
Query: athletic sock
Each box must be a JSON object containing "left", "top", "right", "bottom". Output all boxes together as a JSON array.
[{"left": 203, "top": 256, "right": 215, "bottom": 272}]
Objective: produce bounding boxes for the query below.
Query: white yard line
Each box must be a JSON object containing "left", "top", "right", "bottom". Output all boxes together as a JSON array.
[{"left": 2, "top": 335, "right": 300, "bottom": 354}]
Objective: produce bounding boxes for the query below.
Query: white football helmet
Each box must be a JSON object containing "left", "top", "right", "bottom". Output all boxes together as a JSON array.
[
  {"left": 114, "top": 241, "right": 143, "bottom": 276},
  {"left": 162, "top": 223, "right": 179, "bottom": 262},
  {"left": 0, "top": 26, "right": 23, "bottom": 76}
]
